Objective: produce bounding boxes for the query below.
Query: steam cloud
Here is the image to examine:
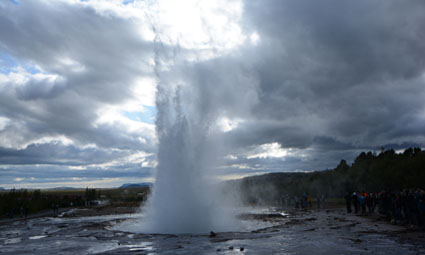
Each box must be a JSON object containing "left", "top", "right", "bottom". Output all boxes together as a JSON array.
[{"left": 139, "top": 32, "right": 253, "bottom": 233}]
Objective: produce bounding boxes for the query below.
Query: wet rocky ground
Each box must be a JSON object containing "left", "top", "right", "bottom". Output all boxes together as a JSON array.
[{"left": 1, "top": 207, "right": 424, "bottom": 254}]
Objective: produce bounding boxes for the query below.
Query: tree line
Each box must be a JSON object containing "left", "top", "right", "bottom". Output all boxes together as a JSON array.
[{"left": 230, "top": 147, "right": 425, "bottom": 205}]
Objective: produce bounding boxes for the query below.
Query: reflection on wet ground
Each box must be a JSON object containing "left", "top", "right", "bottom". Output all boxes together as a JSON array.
[{"left": 1, "top": 207, "right": 424, "bottom": 254}]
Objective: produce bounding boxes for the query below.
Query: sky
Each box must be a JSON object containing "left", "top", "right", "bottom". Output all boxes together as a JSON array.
[{"left": 1, "top": 0, "right": 425, "bottom": 189}]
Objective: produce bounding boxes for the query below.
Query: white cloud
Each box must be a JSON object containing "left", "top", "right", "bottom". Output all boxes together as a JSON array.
[
  {"left": 224, "top": 154, "right": 237, "bottom": 160},
  {"left": 56, "top": 57, "right": 86, "bottom": 73},
  {"left": 148, "top": 0, "right": 245, "bottom": 52},
  {"left": 217, "top": 117, "right": 244, "bottom": 132},
  {"left": 247, "top": 143, "right": 289, "bottom": 159},
  {"left": 94, "top": 104, "right": 155, "bottom": 136},
  {"left": 31, "top": 135, "right": 74, "bottom": 146},
  {"left": 131, "top": 76, "right": 157, "bottom": 108},
  {"left": 249, "top": 32, "right": 260, "bottom": 45},
  {"left": 1, "top": 0, "right": 425, "bottom": 187},
  {"left": 0, "top": 116, "right": 10, "bottom": 131}
]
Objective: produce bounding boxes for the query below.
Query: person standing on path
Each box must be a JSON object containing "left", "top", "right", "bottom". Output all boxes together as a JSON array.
[
  {"left": 352, "top": 192, "right": 359, "bottom": 214},
  {"left": 345, "top": 192, "right": 352, "bottom": 213}
]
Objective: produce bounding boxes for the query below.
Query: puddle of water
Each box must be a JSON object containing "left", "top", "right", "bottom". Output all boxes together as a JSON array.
[
  {"left": 87, "top": 242, "right": 119, "bottom": 254},
  {"left": 29, "top": 235, "right": 47, "bottom": 240},
  {"left": 125, "top": 241, "right": 154, "bottom": 251},
  {"left": 4, "top": 238, "right": 21, "bottom": 244}
]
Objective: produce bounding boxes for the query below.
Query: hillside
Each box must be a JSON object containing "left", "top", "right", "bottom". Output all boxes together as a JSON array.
[{"left": 228, "top": 148, "right": 425, "bottom": 205}]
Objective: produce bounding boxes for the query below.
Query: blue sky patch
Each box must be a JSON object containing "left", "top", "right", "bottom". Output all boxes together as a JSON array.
[
  {"left": 123, "top": 105, "right": 157, "bottom": 124},
  {"left": 0, "top": 52, "right": 41, "bottom": 74},
  {"left": 0, "top": 52, "right": 18, "bottom": 74},
  {"left": 122, "top": 0, "right": 134, "bottom": 5}
]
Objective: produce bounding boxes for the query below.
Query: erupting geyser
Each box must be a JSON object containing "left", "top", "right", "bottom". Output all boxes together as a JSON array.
[
  {"left": 141, "top": 87, "right": 234, "bottom": 234},
  {"left": 138, "top": 33, "right": 238, "bottom": 232},
  {"left": 137, "top": 22, "right": 257, "bottom": 233}
]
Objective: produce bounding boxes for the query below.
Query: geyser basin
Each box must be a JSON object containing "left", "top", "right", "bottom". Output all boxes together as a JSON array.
[
  {"left": 2, "top": 207, "right": 424, "bottom": 254},
  {"left": 113, "top": 207, "right": 278, "bottom": 234}
]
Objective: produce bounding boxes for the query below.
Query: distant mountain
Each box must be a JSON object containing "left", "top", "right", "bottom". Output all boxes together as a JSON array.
[
  {"left": 49, "top": 186, "right": 78, "bottom": 190},
  {"left": 119, "top": 182, "right": 152, "bottom": 189},
  {"left": 0, "top": 187, "right": 5, "bottom": 191}
]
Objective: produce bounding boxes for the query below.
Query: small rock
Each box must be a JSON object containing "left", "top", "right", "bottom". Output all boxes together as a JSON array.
[
  {"left": 240, "top": 247, "right": 244, "bottom": 251},
  {"left": 229, "top": 246, "right": 233, "bottom": 250},
  {"left": 209, "top": 231, "right": 216, "bottom": 238}
]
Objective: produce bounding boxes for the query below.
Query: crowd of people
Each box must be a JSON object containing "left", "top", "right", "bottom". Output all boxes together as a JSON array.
[{"left": 345, "top": 189, "right": 425, "bottom": 228}]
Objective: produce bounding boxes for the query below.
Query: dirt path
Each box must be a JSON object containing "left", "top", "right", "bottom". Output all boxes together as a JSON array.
[{"left": 283, "top": 206, "right": 425, "bottom": 246}]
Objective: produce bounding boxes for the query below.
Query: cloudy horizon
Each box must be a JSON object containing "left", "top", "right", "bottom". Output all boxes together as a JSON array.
[{"left": 1, "top": 0, "right": 425, "bottom": 189}]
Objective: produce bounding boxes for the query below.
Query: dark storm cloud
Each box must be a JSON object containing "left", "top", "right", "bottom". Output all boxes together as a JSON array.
[
  {"left": 0, "top": 142, "right": 127, "bottom": 166},
  {"left": 177, "top": 0, "right": 425, "bottom": 173},
  {"left": 234, "top": 0, "right": 425, "bottom": 153},
  {"left": 15, "top": 75, "right": 67, "bottom": 100},
  {"left": 2, "top": 0, "right": 425, "bottom": 186},
  {"left": 222, "top": 120, "right": 314, "bottom": 150}
]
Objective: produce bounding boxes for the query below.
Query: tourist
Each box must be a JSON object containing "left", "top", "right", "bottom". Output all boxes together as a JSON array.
[
  {"left": 345, "top": 192, "right": 352, "bottom": 213},
  {"left": 366, "top": 193, "right": 375, "bottom": 214},
  {"left": 359, "top": 193, "right": 366, "bottom": 214},
  {"left": 307, "top": 194, "right": 312, "bottom": 208},
  {"left": 352, "top": 192, "right": 359, "bottom": 214}
]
